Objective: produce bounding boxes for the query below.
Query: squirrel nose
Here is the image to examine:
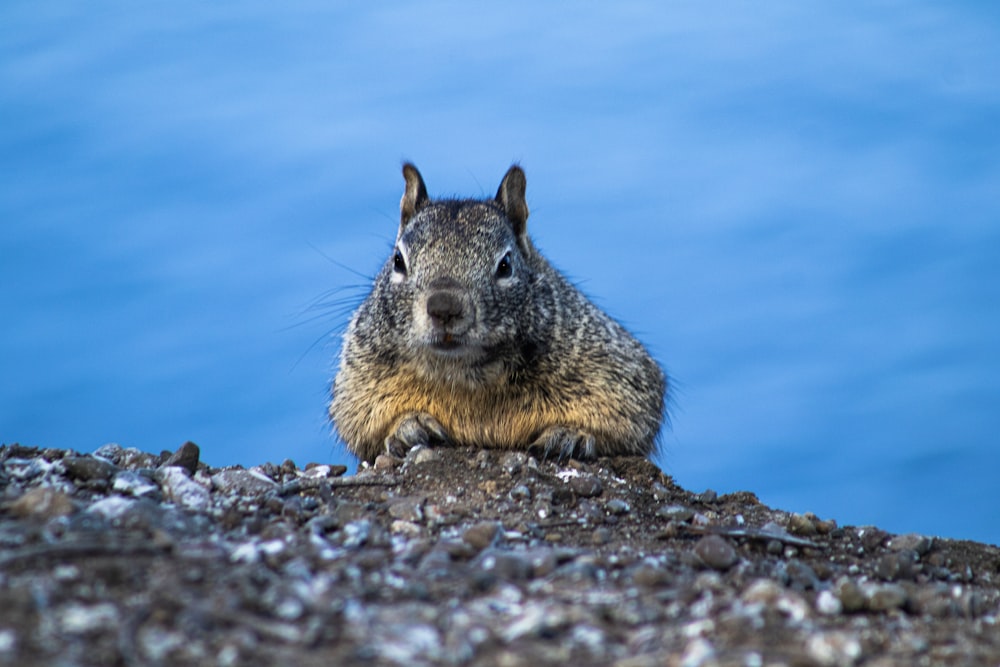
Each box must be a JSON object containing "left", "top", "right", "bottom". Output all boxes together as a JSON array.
[{"left": 426, "top": 291, "right": 466, "bottom": 328}]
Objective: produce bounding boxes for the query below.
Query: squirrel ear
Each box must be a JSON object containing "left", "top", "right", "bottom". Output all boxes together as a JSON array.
[
  {"left": 401, "top": 163, "right": 429, "bottom": 227},
  {"left": 495, "top": 165, "right": 529, "bottom": 236}
]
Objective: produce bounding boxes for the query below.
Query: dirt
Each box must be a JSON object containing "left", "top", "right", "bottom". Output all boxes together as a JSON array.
[{"left": 1, "top": 441, "right": 998, "bottom": 666}]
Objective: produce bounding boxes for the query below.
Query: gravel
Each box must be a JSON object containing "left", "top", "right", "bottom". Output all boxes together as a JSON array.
[{"left": 1, "top": 441, "right": 999, "bottom": 666}]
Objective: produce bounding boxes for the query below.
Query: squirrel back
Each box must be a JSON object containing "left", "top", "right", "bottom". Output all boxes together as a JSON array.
[{"left": 330, "top": 164, "right": 667, "bottom": 462}]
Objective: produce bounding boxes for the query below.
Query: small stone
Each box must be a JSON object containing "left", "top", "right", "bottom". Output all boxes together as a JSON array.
[
  {"left": 157, "top": 466, "right": 210, "bottom": 512},
  {"left": 785, "top": 559, "right": 820, "bottom": 590},
  {"left": 474, "top": 450, "right": 493, "bottom": 468},
  {"left": 299, "top": 464, "right": 332, "bottom": 479},
  {"left": 887, "top": 533, "right": 933, "bottom": 556},
  {"left": 654, "top": 521, "right": 682, "bottom": 540},
  {"left": 787, "top": 513, "right": 817, "bottom": 536},
  {"left": 910, "top": 586, "right": 954, "bottom": 618},
  {"left": 857, "top": 526, "right": 889, "bottom": 551},
  {"left": 160, "top": 441, "right": 200, "bottom": 474},
  {"left": 211, "top": 469, "right": 278, "bottom": 497},
  {"left": 374, "top": 454, "right": 403, "bottom": 470},
  {"left": 631, "top": 563, "right": 671, "bottom": 588},
  {"left": 62, "top": 455, "right": 118, "bottom": 482},
  {"left": 605, "top": 499, "right": 631, "bottom": 515},
  {"left": 569, "top": 474, "right": 603, "bottom": 498},
  {"left": 10, "top": 486, "right": 75, "bottom": 520},
  {"left": 390, "top": 520, "right": 423, "bottom": 536},
  {"left": 696, "top": 489, "right": 718, "bottom": 504},
  {"left": 112, "top": 471, "right": 160, "bottom": 498},
  {"left": 806, "top": 631, "right": 861, "bottom": 666},
  {"left": 866, "top": 583, "right": 908, "bottom": 611},
  {"left": 815, "top": 590, "right": 843, "bottom": 616},
  {"left": 501, "top": 452, "right": 527, "bottom": 476},
  {"left": 814, "top": 518, "right": 838, "bottom": 534},
  {"left": 656, "top": 505, "right": 694, "bottom": 522},
  {"left": 462, "top": 521, "right": 501, "bottom": 552},
  {"left": 92, "top": 443, "right": 125, "bottom": 463},
  {"left": 480, "top": 550, "right": 533, "bottom": 581},
  {"left": 876, "top": 550, "right": 919, "bottom": 582},
  {"left": 57, "top": 602, "right": 120, "bottom": 635},
  {"left": 835, "top": 578, "right": 866, "bottom": 613},
  {"left": 693, "top": 535, "right": 738, "bottom": 571},
  {"left": 436, "top": 539, "right": 474, "bottom": 561},
  {"left": 741, "top": 579, "right": 811, "bottom": 623},
  {"left": 410, "top": 446, "right": 440, "bottom": 465},
  {"left": 388, "top": 498, "right": 424, "bottom": 523},
  {"left": 509, "top": 484, "right": 531, "bottom": 501}
]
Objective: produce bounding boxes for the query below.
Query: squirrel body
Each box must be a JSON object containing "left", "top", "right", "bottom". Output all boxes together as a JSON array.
[{"left": 330, "top": 164, "right": 667, "bottom": 462}]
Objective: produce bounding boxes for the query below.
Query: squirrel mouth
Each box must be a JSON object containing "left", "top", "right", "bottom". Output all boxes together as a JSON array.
[{"left": 428, "top": 332, "right": 474, "bottom": 354}]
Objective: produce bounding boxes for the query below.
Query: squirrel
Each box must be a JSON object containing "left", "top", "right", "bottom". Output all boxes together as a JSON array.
[{"left": 330, "top": 164, "right": 668, "bottom": 463}]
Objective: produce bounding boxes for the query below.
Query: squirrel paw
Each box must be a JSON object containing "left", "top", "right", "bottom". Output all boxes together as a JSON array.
[
  {"left": 384, "top": 412, "right": 450, "bottom": 458},
  {"left": 529, "top": 426, "right": 597, "bottom": 462}
]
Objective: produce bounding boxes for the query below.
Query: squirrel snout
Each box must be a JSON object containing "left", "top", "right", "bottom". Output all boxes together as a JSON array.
[
  {"left": 426, "top": 291, "right": 465, "bottom": 327},
  {"left": 424, "top": 279, "right": 474, "bottom": 336}
]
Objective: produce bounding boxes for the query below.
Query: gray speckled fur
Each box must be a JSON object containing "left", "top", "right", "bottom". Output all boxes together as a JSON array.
[{"left": 331, "top": 164, "right": 667, "bottom": 463}]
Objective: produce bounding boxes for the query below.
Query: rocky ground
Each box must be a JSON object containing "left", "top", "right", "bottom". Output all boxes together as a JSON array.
[{"left": 0, "top": 442, "right": 998, "bottom": 666}]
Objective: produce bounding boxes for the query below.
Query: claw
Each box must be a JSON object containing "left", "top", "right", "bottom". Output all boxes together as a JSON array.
[
  {"left": 384, "top": 412, "right": 450, "bottom": 458},
  {"left": 531, "top": 426, "right": 597, "bottom": 462}
]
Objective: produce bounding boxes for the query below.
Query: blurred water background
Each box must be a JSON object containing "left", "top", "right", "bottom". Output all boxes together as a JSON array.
[{"left": 2, "top": 2, "right": 998, "bottom": 543}]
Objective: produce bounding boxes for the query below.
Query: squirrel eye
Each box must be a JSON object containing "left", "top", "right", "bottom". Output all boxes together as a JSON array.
[
  {"left": 495, "top": 251, "right": 513, "bottom": 279},
  {"left": 392, "top": 248, "right": 406, "bottom": 276},
  {"left": 392, "top": 249, "right": 407, "bottom": 275}
]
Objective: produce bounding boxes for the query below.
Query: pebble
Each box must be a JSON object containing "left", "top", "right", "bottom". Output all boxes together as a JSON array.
[
  {"left": 866, "top": 583, "right": 909, "bottom": 612},
  {"left": 112, "top": 471, "right": 160, "bottom": 498},
  {"left": 501, "top": 452, "right": 528, "bottom": 476},
  {"left": 693, "top": 535, "right": 738, "bottom": 571},
  {"left": 157, "top": 466, "right": 210, "bottom": 512},
  {"left": 605, "top": 499, "right": 631, "bottom": 515},
  {"left": 391, "top": 520, "right": 423, "bottom": 536},
  {"left": 834, "top": 578, "right": 867, "bottom": 613},
  {"left": 784, "top": 559, "right": 820, "bottom": 591},
  {"left": 631, "top": 563, "right": 671, "bottom": 588},
  {"left": 806, "top": 631, "right": 861, "bottom": 666},
  {"left": 741, "top": 579, "right": 811, "bottom": 623},
  {"left": 656, "top": 505, "right": 694, "bottom": 522},
  {"left": 815, "top": 590, "right": 843, "bottom": 616},
  {"left": 876, "top": 549, "right": 919, "bottom": 582},
  {"left": 568, "top": 474, "right": 603, "bottom": 498},
  {"left": 479, "top": 550, "right": 534, "bottom": 581},
  {"left": 787, "top": 513, "right": 817, "bottom": 536},
  {"left": 62, "top": 455, "right": 118, "bottom": 483},
  {"left": 888, "top": 533, "right": 934, "bottom": 556},
  {"left": 98, "top": 445, "right": 159, "bottom": 470},
  {"left": 373, "top": 454, "right": 403, "bottom": 470},
  {"left": 509, "top": 484, "right": 532, "bottom": 502},
  {"left": 696, "top": 489, "right": 718, "bottom": 504},
  {"left": 160, "top": 441, "right": 200, "bottom": 474},
  {"left": 211, "top": 469, "right": 279, "bottom": 497},
  {"left": 410, "top": 447, "right": 441, "bottom": 465},
  {"left": 474, "top": 449, "right": 494, "bottom": 468},
  {"left": 388, "top": 498, "right": 424, "bottom": 523},
  {"left": 462, "top": 521, "right": 501, "bottom": 552},
  {"left": 592, "top": 527, "right": 612, "bottom": 545}
]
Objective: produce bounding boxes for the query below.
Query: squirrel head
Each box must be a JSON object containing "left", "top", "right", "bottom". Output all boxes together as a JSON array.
[{"left": 375, "top": 164, "right": 541, "bottom": 380}]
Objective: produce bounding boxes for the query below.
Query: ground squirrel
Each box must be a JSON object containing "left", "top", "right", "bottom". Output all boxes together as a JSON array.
[{"left": 330, "top": 164, "right": 667, "bottom": 463}]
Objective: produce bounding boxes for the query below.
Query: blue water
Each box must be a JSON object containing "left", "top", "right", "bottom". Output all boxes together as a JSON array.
[{"left": 2, "top": 2, "right": 998, "bottom": 544}]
